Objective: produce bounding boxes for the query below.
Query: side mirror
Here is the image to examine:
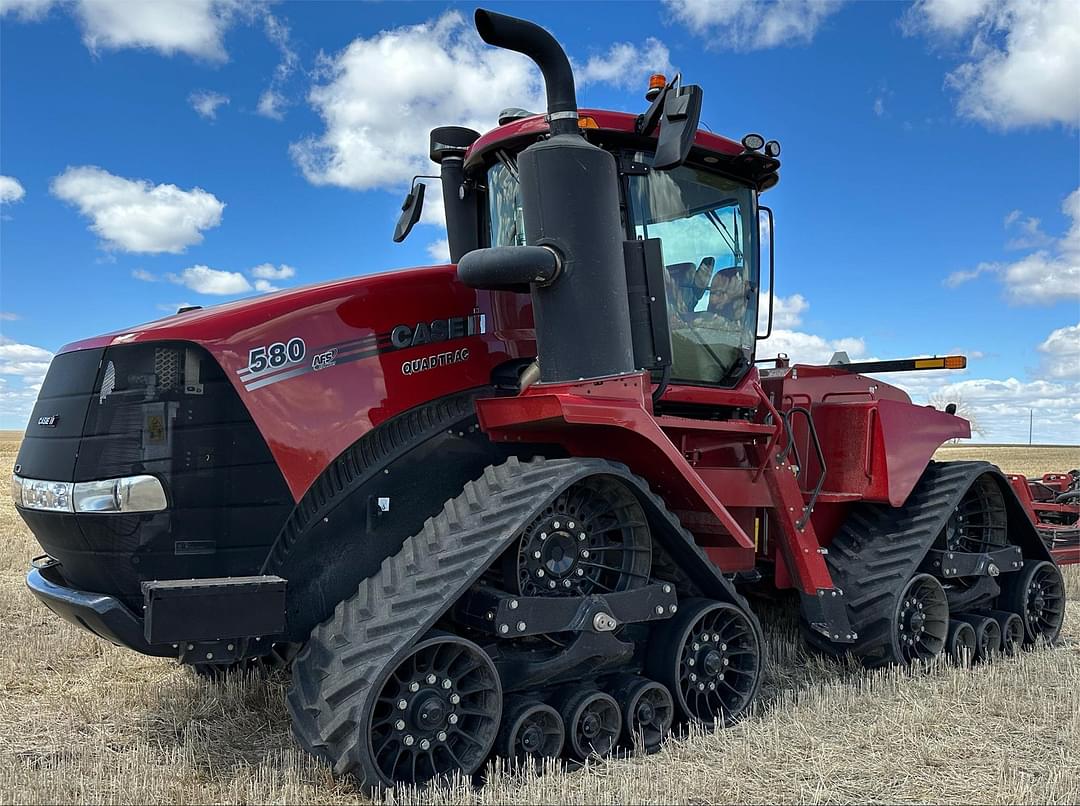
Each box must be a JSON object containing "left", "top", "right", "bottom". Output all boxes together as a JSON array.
[
  {"left": 393, "top": 182, "right": 426, "bottom": 243},
  {"left": 654, "top": 84, "right": 703, "bottom": 171}
]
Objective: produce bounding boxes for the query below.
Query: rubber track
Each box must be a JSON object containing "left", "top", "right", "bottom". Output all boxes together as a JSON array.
[
  {"left": 817, "top": 461, "right": 1003, "bottom": 664},
  {"left": 286, "top": 455, "right": 751, "bottom": 787}
]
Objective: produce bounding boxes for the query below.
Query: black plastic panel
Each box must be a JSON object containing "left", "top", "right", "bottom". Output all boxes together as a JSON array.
[{"left": 14, "top": 348, "right": 103, "bottom": 480}]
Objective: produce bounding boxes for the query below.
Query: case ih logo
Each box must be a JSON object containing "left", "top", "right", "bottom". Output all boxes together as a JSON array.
[
  {"left": 37, "top": 415, "right": 59, "bottom": 428},
  {"left": 389, "top": 311, "right": 486, "bottom": 350}
]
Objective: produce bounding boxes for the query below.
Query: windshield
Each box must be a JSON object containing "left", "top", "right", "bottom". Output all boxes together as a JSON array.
[{"left": 628, "top": 157, "right": 757, "bottom": 385}]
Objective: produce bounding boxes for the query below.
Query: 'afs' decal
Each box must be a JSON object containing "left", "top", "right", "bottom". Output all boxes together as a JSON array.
[{"left": 236, "top": 309, "right": 486, "bottom": 391}]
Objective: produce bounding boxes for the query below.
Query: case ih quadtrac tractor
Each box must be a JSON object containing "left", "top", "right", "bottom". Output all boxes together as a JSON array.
[{"left": 13, "top": 9, "right": 1076, "bottom": 791}]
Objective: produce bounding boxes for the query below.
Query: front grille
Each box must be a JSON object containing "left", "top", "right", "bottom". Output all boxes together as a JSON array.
[{"left": 16, "top": 342, "right": 294, "bottom": 607}]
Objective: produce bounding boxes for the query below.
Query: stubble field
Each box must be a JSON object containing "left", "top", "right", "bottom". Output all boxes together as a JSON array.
[{"left": 0, "top": 433, "right": 1077, "bottom": 805}]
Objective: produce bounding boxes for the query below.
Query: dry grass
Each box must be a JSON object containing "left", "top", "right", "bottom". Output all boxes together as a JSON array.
[
  {"left": 1, "top": 432, "right": 1078, "bottom": 805},
  {"left": 933, "top": 444, "right": 1080, "bottom": 478}
]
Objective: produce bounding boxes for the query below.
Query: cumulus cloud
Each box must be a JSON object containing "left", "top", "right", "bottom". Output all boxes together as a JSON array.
[
  {"left": 426, "top": 238, "right": 450, "bottom": 263},
  {"left": 168, "top": 265, "right": 251, "bottom": 295},
  {"left": 904, "top": 0, "right": 1080, "bottom": 129},
  {"left": 189, "top": 89, "right": 229, "bottom": 120},
  {"left": 944, "top": 187, "right": 1079, "bottom": 305},
  {"left": 1037, "top": 323, "right": 1080, "bottom": 380},
  {"left": 756, "top": 293, "right": 865, "bottom": 364},
  {"left": 292, "top": 11, "right": 672, "bottom": 197},
  {"left": 51, "top": 165, "right": 225, "bottom": 254},
  {"left": 0, "top": 338, "right": 53, "bottom": 428},
  {"left": 0, "top": 175, "right": 26, "bottom": 203},
  {"left": 663, "top": 0, "right": 846, "bottom": 50},
  {"left": 250, "top": 263, "right": 295, "bottom": 280},
  {"left": 292, "top": 12, "right": 544, "bottom": 193},
  {"left": 131, "top": 268, "right": 157, "bottom": 282},
  {"left": 576, "top": 38, "right": 674, "bottom": 90},
  {"left": 74, "top": 0, "right": 248, "bottom": 61}
]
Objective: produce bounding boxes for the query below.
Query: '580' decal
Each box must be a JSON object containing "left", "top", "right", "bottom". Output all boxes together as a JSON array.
[{"left": 247, "top": 338, "right": 306, "bottom": 373}]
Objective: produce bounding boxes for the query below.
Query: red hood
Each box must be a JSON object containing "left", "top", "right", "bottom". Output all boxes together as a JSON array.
[{"left": 60, "top": 264, "right": 454, "bottom": 354}]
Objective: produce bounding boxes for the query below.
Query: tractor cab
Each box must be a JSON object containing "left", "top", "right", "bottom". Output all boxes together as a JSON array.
[{"left": 397, "top": 90, "right": 780, "bottom": 390}]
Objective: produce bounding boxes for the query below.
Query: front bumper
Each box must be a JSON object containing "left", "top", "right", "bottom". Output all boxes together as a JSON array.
[{"left": 26, "top": 557, "right": 173, "bottom": 657}]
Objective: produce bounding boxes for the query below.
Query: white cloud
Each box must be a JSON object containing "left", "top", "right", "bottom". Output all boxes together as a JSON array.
[
  {"left": 256, "top": 90, "right": 286, "bottom": 120},
  {"left": 944, "top": 187, "right": 1079, "bottom": 304},
  {"left": 292, "top": 12, "right": 544, "bottom": 193},
  {"left": 250, "top": 263, "right": 295, "bottom": 280},
  {"left": 132, "top": 268, "right": 157, "bottom": 282},
  {"left": 256, "top": 12, "right": 299, "bottom": 120},
  {"left": 426, "top": 238, "right": 450, "bottom": 263},
  {"left": 1037, "top": 322, "right": 1080, "bottom": 380},
  {"left": 189, "top": 89, "right": 229, "bottom": 120},
  {"left": 0, "top": 175, "right": 26, "bottom": 203},
  {"left": 1003, "top": 208, "right": 1052, "bottom": 250},
  {"left": 0, "top": 0, "right": 55, "bottom": 20},
  {"left": 74, "top": 0, "right": 249, "bottom": 61},
  {"left": 0, "top": 342, "right": 52, "bottom": 362},
  {"left": 51, "top": 165, "right": 225, "bottom": 254},
  {"left": 898, "top": 375, "right": 1080, "bottom": 443},
  {"left": 168, "top": 265, "right": 251, "bottom": 295},
  {"left": 576, "top": 38, "right": 674, "bottom": 90},
  {"left": 663, "top": 0, "right": 846, "bottom": 50},
  {"left": 761, "top": 292, "right": 809, "bottom": 329},
  {"left": 0, "top": 312, "right": 20, "bottom": 321},
  {"left": 872, "top": 96, "right": 885, "bottom": 118},
  {"left": 905, "top": 0, "right": 1080, "bottom": 129}
]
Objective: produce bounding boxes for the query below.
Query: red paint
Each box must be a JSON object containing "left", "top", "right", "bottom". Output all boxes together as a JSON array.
[
  {"left": 62, "top": 266, "right": 536, "bottom": 501},
  {"left": 465, "top": 109, "right": 744, "bottom": 169}
]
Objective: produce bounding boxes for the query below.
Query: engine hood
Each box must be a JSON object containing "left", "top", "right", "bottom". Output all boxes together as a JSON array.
[{"left": 60, "top": 264, "right": 454, "bottom": 354}]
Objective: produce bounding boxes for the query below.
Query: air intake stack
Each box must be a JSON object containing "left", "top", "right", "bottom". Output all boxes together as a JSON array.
[{"left": 459, "top": 9, "right": 636, "bottom": 384}]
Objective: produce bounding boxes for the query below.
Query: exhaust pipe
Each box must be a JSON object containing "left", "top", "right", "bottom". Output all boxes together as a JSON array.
[
  {"left": 459, "top": 9, "right": 635, "bottom": 384},
  {"left": 473, "top": 9, "right": 579, "bottom": 136}
]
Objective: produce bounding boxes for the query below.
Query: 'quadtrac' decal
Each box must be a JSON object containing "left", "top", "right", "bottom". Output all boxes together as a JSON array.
[{"left": 236, "top": 309, "right": 486, "bottom": 391}]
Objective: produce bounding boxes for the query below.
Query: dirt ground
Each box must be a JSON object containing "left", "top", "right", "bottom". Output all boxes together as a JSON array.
[{"left": 1, "top": 432, "right": 1077, "bottom": 805}]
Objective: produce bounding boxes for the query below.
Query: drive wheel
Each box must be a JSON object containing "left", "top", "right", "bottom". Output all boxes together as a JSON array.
[
  {"left": 890, "top": 574, "right": 949, "bottom": 665},
  {"left": 495, "top": 698, "right": 564, "bottom": 764},
  {"left": 1001, "top": 560, "right": 1065, "bottom": 645},
  {"left": 649, "top": 598, "right": 763, "bottom": 726},
  {"left": 508, "top": 477, "right": 651, "bottom": 597},
  {"left": 946, "top": 620, "right": 976, "bottom": 666},
  {"left": 365, "top": 634, "right": 501, "bottom": 787},
  {"left": 612, "top": 676, "right": 674, "bottom": 752},
  {"left": 558, "top": 690, "right": 621, "bottom": 761}
]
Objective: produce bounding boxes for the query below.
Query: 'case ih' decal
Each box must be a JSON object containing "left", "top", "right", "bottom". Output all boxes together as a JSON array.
[{"left": 237, "top": 309, "right": 486, "bottom": 391}]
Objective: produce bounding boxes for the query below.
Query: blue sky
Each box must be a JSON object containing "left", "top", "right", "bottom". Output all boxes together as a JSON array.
[{"left": 1, "top": 0, "right": 1077, "bottom": 441}]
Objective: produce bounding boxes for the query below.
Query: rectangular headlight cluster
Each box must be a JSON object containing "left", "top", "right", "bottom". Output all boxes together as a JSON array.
[{"left": 12, "top": 474, "right": 167, "bottom": 514}]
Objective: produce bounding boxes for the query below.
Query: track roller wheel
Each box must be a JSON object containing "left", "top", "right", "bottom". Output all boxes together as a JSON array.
[
  {"left": 1001, "top": 560, "right": 1065, "bottom": 645},
  {"left": 648, "top": 598, "right": 763, "bottom": 726},
  {"left": 890, "top": 574, "right": 949, "bottom": 665},
  {"left": 945, "top": 620, "right": 977, "bottom": 666},
  {"left": 495, "top": 697, "right": 564, "bottom": 764},
  {"left": 988, "top": 610, "right": 1025, "bottom": 656},
  {"left": 954, "top": 614, "right": 1001, "bottom": 662},
  {"left": 363, "top": 633, "right": 501, "bottom": 788},
  {"left": 611, "top": 675, "right": 674, "bottom": 752},
  {"left": 557, "top": 689, "right": 621, "bottom": 761}
]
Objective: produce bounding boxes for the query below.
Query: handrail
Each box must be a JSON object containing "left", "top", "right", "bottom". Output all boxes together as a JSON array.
[{"left": 786, "top": 406, "right": 827, "bottom": 530}]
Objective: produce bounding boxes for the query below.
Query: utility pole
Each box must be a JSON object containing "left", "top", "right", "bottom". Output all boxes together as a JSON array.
[{"left": 1029, "top": 409, "right": 1033, "bottom": 445}]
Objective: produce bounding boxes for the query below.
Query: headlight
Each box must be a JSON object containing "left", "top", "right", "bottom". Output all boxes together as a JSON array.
[
  {"left": 10, "top": 474, "right": 24, "bottom": 507},
  {"left": 20, "top": 478, "right": 74, "bottom": 512},
  {"left": 15, "top": 474, "right": 167, "bottom": 514}
]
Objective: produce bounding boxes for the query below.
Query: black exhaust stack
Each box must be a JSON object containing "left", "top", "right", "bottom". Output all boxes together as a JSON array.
[
  {"left": 460, "top": 9, "right": 635, "bottom": 384},
  {"left": 430, "top": 126, "right": 481, "bottom": 262}
]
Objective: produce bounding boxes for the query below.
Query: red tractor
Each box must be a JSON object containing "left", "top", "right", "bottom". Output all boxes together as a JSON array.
[{"left": 12, "top": 9, "right": 1075, "bottom": 791}]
